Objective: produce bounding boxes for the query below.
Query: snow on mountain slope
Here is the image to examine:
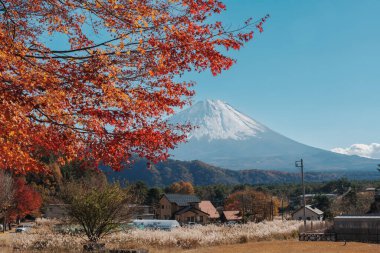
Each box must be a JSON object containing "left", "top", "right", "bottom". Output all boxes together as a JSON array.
[
  {"left": 169, "top": 99, "right": 380, "bottom": 172},
  {"left": 170, "top": 99, "right": 266, "bottom": 141}
]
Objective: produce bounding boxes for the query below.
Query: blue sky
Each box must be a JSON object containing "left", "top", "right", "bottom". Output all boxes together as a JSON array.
[{"left": 184, "top": 0, "right": 380, "bottom": 152}]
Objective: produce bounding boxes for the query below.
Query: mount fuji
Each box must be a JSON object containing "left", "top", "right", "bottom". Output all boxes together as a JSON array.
[{"left": 169, "top": 99, "right": 379, "bottom": 172}]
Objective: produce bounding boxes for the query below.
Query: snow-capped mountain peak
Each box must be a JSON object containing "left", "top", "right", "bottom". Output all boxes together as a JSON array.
[
  {"left": 169, "top": 99, "right": 380, "bottom": 172},
  {"left": 170, "top": 99, "right": 266, "bottom": 141}
]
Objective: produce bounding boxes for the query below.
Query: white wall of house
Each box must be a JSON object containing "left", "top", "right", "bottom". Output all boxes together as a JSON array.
[{"left": 292, "top": 208, "right": 323, "bottom": 221}]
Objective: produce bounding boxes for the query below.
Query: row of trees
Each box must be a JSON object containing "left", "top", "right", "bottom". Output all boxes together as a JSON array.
[
  {"left": 311, "top": 189, "right": 375, "bottom": 219},
  {"left": 3, "top": 166, "right": 377, "bottom": 243},
  {"left": 125, "top": 178, "right": 380, "bottom": 221},
  {"left": 124, "top": 180, "right": 281, "bottom": 222},
  {"left": 59, "top": 179, "right": 283, "bottom": 244}
]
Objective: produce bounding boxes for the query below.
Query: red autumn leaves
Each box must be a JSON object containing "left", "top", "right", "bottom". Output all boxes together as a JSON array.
[{"left": 0, "top": 0, "right": 268, "bottom": 174}]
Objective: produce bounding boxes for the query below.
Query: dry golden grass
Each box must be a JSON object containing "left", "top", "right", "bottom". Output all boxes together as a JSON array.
[
  {"left": 11, "top": 220, "right": 303, "bottom": 250},
  {"left": 7, "top": 220, "right": 379, "bottom": 253},
  {"left": 150, "top": 240, "right": 380, "bottom": 253},
  {"left": 0, "top": 232, "right": 13, "bottom": 253}
]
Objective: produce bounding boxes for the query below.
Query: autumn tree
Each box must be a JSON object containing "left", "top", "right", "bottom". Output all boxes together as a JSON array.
[
  {"left": 225, "top": 189, "right": 278, "bottom": 222},
  {"left": 24, "top": 158, "right": 108, "bottom": 208},
  {"left": 166, "top": 181, "right": 195, "bottom": 194},
  {"left": 9, "top": 178, "right": 43, "bottom": 223},
  {"left": 0, "top": 170, "right": 15, "bottom": 231},
  {"left": 330, "top": 189, "right": 373, "bottom": 216},
  {"left": 0, "top": 0, "right": 268, "bottom": 174},
  {"left": 0, "top": 174, "right": 42, "bottom": 229}
]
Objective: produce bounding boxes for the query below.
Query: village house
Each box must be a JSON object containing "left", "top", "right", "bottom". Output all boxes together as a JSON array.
[
  {"left": 222, "top": 210, "right": 242, "bottom": 223},
  {"left": 155, "top": 194, "right": 210, "bottom": 225},
  {"left": 199, "top": 201, "right": 220, "bottom": 222},
  {"left": 292, "top": 205, "right": 324, "bottom": 221}
]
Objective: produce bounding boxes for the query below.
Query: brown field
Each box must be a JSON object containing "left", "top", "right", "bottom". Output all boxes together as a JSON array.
[
  {"left": 151, "top": 240, "right": 380, "bottom": 253},
  {"left": 2, "top": 224, "right": 379, "bottom": 253},
  {"left": 1, "top": 236, "right": 380, "bottom": 253}
]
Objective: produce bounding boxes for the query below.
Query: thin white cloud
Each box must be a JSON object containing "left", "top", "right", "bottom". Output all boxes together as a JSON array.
[{"left": 331, "top": 143, "right": 380, "bottom": 159}]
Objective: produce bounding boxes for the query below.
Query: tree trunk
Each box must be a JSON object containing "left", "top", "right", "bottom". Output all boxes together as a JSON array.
[{"left": 83, "top": 242, "right": 106, "bottom": 252}]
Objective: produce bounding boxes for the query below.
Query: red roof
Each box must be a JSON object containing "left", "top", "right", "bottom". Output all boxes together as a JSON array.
[
  {"left": 223, "top": 211, "right": 242, "bottom": 221},
  {"left": 199, "top": 201, "right": 220, "bottom": 219}
]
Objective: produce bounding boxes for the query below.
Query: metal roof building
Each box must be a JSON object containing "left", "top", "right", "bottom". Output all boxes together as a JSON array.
[
  {"left": 164, "top": 194, "right": 200, "bottom": 206},
  {"left": 334, "top": 215, "right": 380, "bottom": 243}
]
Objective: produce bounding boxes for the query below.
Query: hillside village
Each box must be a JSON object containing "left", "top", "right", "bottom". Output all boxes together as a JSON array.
[
  {"left": 38, "top": 179, "right": 380, "bottom": 233},
  {"left": 2, "top": 164, "right": 380, "bottom": 253}
]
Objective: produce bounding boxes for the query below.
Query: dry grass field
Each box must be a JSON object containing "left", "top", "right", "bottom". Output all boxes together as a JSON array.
[
  {"left": 2, "top": 235, "right": 380, "bottom": 253},
  {"left": 10, "top": 220, "right": 303, "bottom": 250},
  {"left": 0, "top": 232, "right": 13, "bottom": 253},
  {"left": 3, "top": 220, "right": 379, "bottom": 253},
  {"left": 151, "top": 240, "right": 380, "bottom": 253}
]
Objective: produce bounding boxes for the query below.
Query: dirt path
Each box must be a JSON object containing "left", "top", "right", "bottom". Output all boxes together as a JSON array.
[{"left": 150, "top": 240, "right": 380, "bottom": 253}]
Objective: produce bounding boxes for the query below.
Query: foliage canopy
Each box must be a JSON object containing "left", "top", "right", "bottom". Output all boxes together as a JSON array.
[{"left": 0, "top": 0, "right": 267, "bottom": 173}]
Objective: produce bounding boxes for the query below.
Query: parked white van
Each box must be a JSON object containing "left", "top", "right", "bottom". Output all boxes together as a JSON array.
[{"left": 132, "top": 219, "right": 180, "bottom": 231}]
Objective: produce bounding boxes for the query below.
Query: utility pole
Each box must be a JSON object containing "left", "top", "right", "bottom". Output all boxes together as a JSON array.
[
  {"left": 270, "top": 197, "right": 273, "bottom": 221},
  {"left": 281, "top": 197, "right": 284, "bottom": 221},
  {"left": 295, "top": 159, "right": 306, "bottom": 231}
]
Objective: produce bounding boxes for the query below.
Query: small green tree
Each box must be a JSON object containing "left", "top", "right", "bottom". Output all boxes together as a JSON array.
[{"left": 62, "top": 181, "right": 133, "bottom": 243}]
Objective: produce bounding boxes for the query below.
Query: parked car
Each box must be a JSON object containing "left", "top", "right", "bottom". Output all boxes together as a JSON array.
[
  {"left": 15, "top": 225, "right": 31, "bottom": 233},
  {"left": 0, "top": 224, "right": 3, "bottom": 231}
]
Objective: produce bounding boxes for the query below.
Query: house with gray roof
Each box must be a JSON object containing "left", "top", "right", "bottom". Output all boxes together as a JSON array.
[{"left": 155, "top": 194, "right": 210, "bottom": 225}]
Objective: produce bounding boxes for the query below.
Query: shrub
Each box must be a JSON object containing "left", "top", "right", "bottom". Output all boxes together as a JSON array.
[{"left": 61, "top": 181, "right": 134, "bottom": 243}]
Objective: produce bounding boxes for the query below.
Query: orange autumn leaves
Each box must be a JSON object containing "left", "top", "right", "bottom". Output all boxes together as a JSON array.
[
  {"left": 0, "top": 0, "right": 268, "bottom": 173},
  {"left": 225, "top": 189, "right": 280, "bottom": 222}
]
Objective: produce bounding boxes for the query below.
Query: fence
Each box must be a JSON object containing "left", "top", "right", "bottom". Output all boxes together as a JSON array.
[
  {"left": 299, "top": 233, "right": 336, "bottom": 241},
  {"left": 298, "top": 221, "right": 335, "bottom": 242},
  {"left": 298, "top": 220, "right": 332, "bottom": 233}
]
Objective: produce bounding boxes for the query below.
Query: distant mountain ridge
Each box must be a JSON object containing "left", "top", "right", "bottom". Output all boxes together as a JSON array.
[
  {"left": 169, "top": 100, "right": 380, "bottom": 172},
  {"left": 104, "top": 158, "right": 380, "bottom": 187}
]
